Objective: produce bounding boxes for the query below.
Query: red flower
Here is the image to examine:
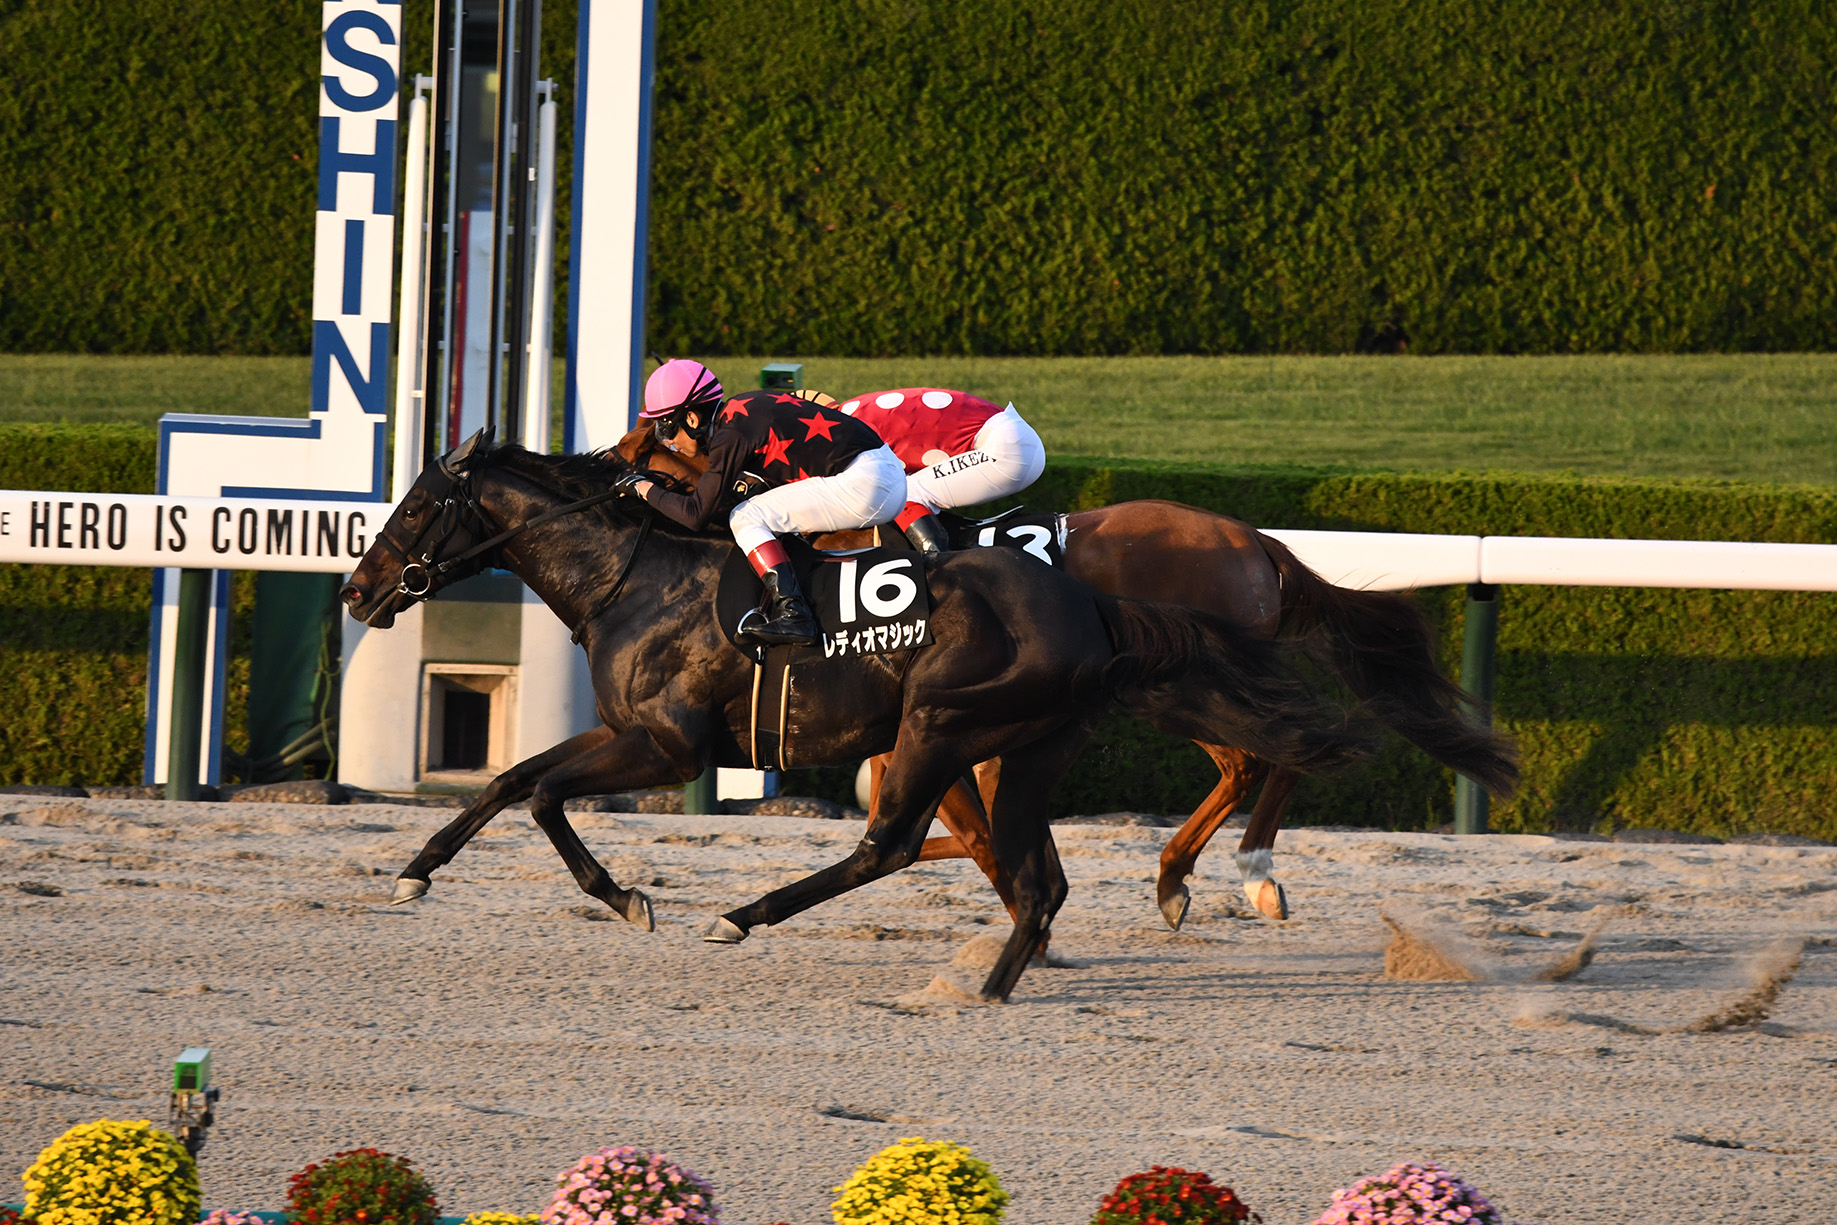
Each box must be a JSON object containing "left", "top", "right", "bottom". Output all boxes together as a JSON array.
[{"left": 1092, "top": 1167, "right": 1258, "bottom": 1225}]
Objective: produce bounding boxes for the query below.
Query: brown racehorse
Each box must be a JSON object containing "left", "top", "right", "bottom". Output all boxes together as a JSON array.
[{"left": 615, "top": 424, "right": 1515, "bottom": 931}]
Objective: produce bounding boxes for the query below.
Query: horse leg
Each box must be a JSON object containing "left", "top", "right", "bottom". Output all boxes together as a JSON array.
[
  {"left": 928, "top": 773, "right": 1022, "bottom": 917},
  {"left": 916, "top": 777, "right": 982, "bottom": 864},
  {"left": 1236, "top": 766, "right": 1300, "bottom": 920},
  {"left": 977, "top": 730, "right": 1087, "bottom": 1002},
  {"left": 392, "top": 725, "right": 616, "bottom": 903},
  {"left": 916, "top": 828, "right": 971, "bottom": 861},
  {"left": 1153, "top": 746, "right": 1264, "bottom": 931},
  {"left": 707, "top": 733, "right": 974, "bottom": 942},
  {"left": 518, "top": 725, "right": 695, "bottom": 931},
  {"left": 866, "top": 753, "right": 887, "bottom": 818},
  {"left": 879, "top": 753, "right": 1020, "bottom": 919}
]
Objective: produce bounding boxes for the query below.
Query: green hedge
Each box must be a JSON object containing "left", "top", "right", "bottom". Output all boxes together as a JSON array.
[
  {"left": 651, "top": 0, "right": 1837, "bottom": 355},
  {"left": 0, "top": 3, "right": 321, "bottom": 353},
  {"left": 4, "top": 426, "right": 1834, "bottom": 841},
  {"left": 1033, "top": 459, "right": 1837, "bottom": 839},
  {"left": 0, "top": 0, "right": 574, "bottom": 356},
  {"left": 4, "top": 0, "right": 1835, "bottom": 355},
  {"left": 0, "top": 425, "right": 254, "bottom": 786},
  {"left": 0, "top": 427, "right": 156, "bottom": 782}
]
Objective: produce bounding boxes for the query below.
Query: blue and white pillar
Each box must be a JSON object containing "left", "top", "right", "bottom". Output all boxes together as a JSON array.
[
  {"left": 565, "top": 0, "right": 658, "bottom": 452},
  {"left": 144, "top": 0, "right": 398, "bottom": 785}
]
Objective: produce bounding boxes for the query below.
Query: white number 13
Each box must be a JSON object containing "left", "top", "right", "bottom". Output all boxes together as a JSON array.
[{"left": 977, "top": 524, "right": 1054, "bottom": 565}]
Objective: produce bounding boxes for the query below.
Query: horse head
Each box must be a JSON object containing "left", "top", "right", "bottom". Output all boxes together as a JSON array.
[
  {"left": 614, "top": 422, "right": 705, "bottom": 490},
  {"left": 340, "top": 427, "right": 501, "bottom": 628}
]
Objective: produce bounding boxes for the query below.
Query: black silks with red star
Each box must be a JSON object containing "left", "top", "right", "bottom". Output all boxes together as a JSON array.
[{"left": 641, "top": 389, "right": 888, "bottom": 532}]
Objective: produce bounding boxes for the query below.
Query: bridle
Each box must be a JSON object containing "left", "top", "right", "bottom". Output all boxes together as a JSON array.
[{"left": 370, "top": 447, "right": 656, "bottom": 643}]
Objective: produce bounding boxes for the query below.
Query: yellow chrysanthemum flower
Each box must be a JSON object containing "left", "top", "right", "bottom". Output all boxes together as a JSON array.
[
  {"left": 23, "top": 1120, "right": 201, "bottom": 1225},
  {"left": 831, "top": 1138, "right": 1008, "bottom": 1225}
]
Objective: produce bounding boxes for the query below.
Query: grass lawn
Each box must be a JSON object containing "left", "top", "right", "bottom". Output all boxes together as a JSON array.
[
  {"left": 0, "top": 355, "right": 312, "bottom": 423},
  {"left": 4, "top": 352, "right": 1836, "bottom": 484}
]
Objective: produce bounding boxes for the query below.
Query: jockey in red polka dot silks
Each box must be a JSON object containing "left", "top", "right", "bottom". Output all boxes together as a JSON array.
[
  {"left": 833, "top": 388, "right": 1047, "bottom": 554},
  {"left": 621, "top": 360, "right": 907, "bottom": 647}
]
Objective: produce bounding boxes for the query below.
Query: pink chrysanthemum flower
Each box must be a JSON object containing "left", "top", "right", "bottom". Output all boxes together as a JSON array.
[
  {"left": 542, "top": 1147, "right": 718, "bottom": 1225},
  {"left": 1313, "top": 1162, "right": 1526, "bottom": 1225}
]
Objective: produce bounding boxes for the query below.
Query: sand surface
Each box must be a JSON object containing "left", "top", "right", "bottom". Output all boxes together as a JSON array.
[{"left": 2, "top": 796, "right": 1833, "bottom": 1224}]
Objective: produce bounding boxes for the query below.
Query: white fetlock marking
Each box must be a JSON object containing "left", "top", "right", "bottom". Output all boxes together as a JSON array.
[
  {"left": 1234, "top": 848, "right": 1275, "bottom": 882},
  {"left": 1235, "top": 849, "right": 1288, "bottom": 919}
]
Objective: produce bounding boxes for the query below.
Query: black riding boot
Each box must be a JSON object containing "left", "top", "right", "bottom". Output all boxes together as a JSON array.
[
  {"left": 738, "top": 562, "right": 819, "bottom": 647},
  {"left": 902, "top": 512, "right": 950, "bottom": 556}
]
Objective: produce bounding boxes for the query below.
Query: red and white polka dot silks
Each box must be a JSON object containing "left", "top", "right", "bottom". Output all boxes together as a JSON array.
[{"left": 836, "top": 388, "right": 1005, "bottom": 474}]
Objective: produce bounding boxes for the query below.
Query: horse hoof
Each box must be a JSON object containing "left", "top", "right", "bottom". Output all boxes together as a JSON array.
[
  {"left": 1158, "top": 886, "right": 1191, "bottom": 932},
  {"left": 702, "top": 915, "right": 748, "bottom": 944},
  {"left": 622, "top": 891, "right": 655, "bottom": 932},
  {"left": 391, "top": 877, "right": 430, "bottom": 905},
  {"left": 1245, "top": 877, "right": 1289, "bottom": 920}
]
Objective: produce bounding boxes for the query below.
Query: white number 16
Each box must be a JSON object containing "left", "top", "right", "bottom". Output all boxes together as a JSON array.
[{"left": 839, "top": 557, "right": 918, "bottom": 623}]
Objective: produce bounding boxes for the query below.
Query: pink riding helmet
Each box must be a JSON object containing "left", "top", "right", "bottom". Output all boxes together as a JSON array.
[{"left": 641, "top": 359, "right": 723, "bottom": 420}]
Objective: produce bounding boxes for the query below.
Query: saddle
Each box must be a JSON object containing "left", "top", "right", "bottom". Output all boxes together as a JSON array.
[
  {"left": 711, "top": 506, "right": 1065, "bottom": 770},
  {"left": 715, "top": 528, "right": 935, "bottom": 770}
]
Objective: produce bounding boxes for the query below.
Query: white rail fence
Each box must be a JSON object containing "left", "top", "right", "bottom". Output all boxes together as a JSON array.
[
  {"left": 6, "top": 487, "right": 1837, "bottom": 820},
  {"left": 1260, "top": 529, "right": 1837, "bottom": 593},
  {"left": 9, "top": 492, "right": 1837, "bottom": 591}
]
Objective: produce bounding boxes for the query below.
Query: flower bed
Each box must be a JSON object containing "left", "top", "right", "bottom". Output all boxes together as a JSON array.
[{"left": 11, "top": 1118, "right": 1531, "bottom": 1223}]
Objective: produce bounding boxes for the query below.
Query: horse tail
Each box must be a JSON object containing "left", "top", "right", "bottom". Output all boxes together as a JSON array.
[
  {"left": 1255, "top": 531, "right": 1519, "bottom": 797},
  {"left": 1098, "top": 596, "right": 1371, "bottom": 774}
]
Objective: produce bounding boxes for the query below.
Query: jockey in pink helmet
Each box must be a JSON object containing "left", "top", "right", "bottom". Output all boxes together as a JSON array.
[
  {"left": 834, "top": 388, "right": 1047, "bottom": 554},
  {"left": 618, "top": 359, "right": 907, "bottom": 647}
]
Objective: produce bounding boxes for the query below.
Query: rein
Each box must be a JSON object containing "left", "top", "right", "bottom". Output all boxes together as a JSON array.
[
  {"left": 404, "top": 486, "right": 627, "bottom": 593},
  {"left": 380, "top": 457, "right": 657, "bottom": 642}
]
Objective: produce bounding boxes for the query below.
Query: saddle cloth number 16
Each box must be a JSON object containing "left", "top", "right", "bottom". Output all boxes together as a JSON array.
[{"left": 820, "top": 554, "right": 933, "bottom": 657}]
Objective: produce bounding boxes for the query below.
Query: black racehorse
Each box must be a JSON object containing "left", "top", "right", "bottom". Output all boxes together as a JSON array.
[{"left": 340, "top": 433, "right": 1368, "bottom": 1000}]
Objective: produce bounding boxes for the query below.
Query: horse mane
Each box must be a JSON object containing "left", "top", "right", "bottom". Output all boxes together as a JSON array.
[
  {"left": 485, "top": 442, "right": 634, "bottom": 501},
  {"left": 478, "top": 441, "right": 720, "bottom": 538}
]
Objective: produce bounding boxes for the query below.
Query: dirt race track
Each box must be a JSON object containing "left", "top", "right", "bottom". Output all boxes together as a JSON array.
[{"left": 2, "top": 796, "right": 1833, "bottom": 1223}]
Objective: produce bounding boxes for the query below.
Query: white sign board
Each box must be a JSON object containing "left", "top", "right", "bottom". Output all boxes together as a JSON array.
[
  {"left": 0, "top": 492, "right": 386, "bottom": 572},
  {"left": 145, "top": 0, "right": 400, "bottom": 786}
]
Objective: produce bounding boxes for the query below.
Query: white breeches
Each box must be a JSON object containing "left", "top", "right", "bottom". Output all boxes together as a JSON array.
[
  {"left": 904, "top": 406, "right": 1046, "bottom": 513},
  {"left": 728, "top": 446, "right": 908, "bottom": 555}
]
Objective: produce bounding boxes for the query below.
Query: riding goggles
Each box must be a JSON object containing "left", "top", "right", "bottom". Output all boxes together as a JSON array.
[{"left": 651, "top": 399, "right": 717, "bottom": 446}]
